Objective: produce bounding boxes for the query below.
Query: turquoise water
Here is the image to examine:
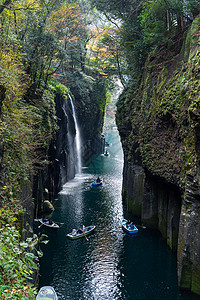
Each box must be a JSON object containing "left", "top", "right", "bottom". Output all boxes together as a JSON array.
[{"left": 38, "top": 131, "right": 200, "bottom": 300}]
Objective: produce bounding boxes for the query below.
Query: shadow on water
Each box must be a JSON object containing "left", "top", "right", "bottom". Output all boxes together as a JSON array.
[{"left": 38, "top": 130, "right": 200, "bottom": 300}]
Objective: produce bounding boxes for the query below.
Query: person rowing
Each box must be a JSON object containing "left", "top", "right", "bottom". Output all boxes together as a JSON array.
[
  {"left": 126, "top": 220, "right": 133, "bottom": 227},
  {"left": 96, "top": 176, "right": 101, "bottom": 183},
  {"left": 77, "top": 224, "right": 85, "bottom": 234}
]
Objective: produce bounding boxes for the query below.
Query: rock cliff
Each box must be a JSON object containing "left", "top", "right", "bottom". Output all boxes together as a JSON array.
[
  {"left": 33, "top": 79, "right": 106, "bottom": 214},
  {"left": 116, "top": 16, "right": 200, "bottom": 295}
]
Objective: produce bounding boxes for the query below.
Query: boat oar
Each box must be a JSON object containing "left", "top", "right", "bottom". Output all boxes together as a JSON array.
[
  {"left": 38, "top": 221, "right": 46, "bottom": 228},
  {"left": 83, "top": 233, "right": 89, "bottom": 241},
  {"left": 136, "top": 225, "right": 146, "bottom": 229},
  {"left": 80, "top": 229, "right": 88, "bottom": 241},
  {"left": 55, "top": 221, "right": 64, "bottom": 226}
]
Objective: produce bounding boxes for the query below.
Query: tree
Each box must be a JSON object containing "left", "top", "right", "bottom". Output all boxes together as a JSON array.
[{"left": 87, "top": 26, "right": 127, "bottom": 86}]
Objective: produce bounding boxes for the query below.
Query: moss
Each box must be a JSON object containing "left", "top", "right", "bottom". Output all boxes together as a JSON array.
[
  {"left": 122, "top": 186, "right": 127, "bottom": 200},
  {"left": 15, "top": 210, "right": 24, "bottom": 239},
  {"left": 180, "top": 259, "right": 192, "bottom": 290},
  {"left": 168, "top": 229, "right": 178, "bottom": 252},
  {"left": 134, "top": 18, "right": 200, "bottom": 186},
  {"left": 191, "top": 264, "right": 200, "bottom": 295},
  {"left": 116, "top": 14, "right": 200, "bottom": 298},
  {"left": 127, "top": 198, "right": 141, "bottom": 216}
]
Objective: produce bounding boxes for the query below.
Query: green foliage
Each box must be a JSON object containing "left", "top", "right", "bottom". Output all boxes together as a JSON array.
[
  {"left": 48, "top": 81, "right": 70, "bottom": 97},
  {"left": 0, "top": 0, "right": 112, "bottom": 296},
  {"left": 89, "top": 0, "right": 200, "bottom": 85},
  {"left": 0, "top": 85, "right": 58, "bottom": 199},
  {"left": 117, "top": 16, "right": 200, "bottom": 187},
  {"left": 0, "top": 208, "right": 48, "bottom": 300},
  {"left": 139, "top": 0, "right": 169, "bottom": 46}
]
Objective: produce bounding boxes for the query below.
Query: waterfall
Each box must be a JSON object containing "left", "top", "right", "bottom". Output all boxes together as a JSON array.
[{"left": 68, "top": 95, "right": 82, "bottom": 174}]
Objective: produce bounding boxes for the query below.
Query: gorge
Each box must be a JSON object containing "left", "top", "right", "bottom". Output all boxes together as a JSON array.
[{"left": 0, "top": 0, "right": 200, "bottom": 298}]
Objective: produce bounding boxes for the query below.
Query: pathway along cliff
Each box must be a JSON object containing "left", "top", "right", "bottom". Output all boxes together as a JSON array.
[{"left": 38, "top": 131, "right": 199, "bottom": 300}]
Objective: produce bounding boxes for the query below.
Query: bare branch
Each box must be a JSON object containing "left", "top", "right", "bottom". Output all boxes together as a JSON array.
[{"left": 0, "top": 0, "right": 13, "bottom": 14}]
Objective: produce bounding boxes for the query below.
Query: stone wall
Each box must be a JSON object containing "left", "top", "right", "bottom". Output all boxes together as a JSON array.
[{"left": 122, "top": 157, "right": 181, "bottom": 252}]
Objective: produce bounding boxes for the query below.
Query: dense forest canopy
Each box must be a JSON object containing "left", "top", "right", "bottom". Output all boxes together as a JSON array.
[
  {"left": 89, "top": 0, "right": 200, "bottom": 81},
  {"left": 0, "top": 0, "right": 200, "bottom": 298}
]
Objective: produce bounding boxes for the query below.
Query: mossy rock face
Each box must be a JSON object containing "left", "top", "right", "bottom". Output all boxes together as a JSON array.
[
  {"left": 15, "top": 210, "right": 24, "bottom": 238},
  {"left": 116, "top": 16, "right": 200, "bottom": 296},
  {"left": 191, "top": 264, "right": 200, "bottom": 295},
  {"left": 122, "top": 162, "right": 144, "bottom": 216},
  {"left": 167, "top": 230, "right": 179, "bottom": 252},
  {"left": 143, "top": 214, "right": 158, "bottom": 228},
  {"left": 179, "top": 258, "right": 193, "bottom": 290},
  {"left": 117, "top": 16, "right": 200, "bottom": 190}
]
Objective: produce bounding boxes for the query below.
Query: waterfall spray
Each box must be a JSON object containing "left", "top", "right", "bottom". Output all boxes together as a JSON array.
[{"left": 68, "top": 95, "right": 82, "bottom": 174}]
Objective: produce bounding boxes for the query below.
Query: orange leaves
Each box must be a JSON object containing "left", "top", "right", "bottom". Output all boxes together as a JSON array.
[
  {"left": 87, "top": 26, "right": 122, "bottom": 75},
  {"left": 47, "top": 4, "right": 85, "bottom": 42}
]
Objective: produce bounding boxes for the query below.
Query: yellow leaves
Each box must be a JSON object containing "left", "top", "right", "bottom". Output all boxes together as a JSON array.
[
  {"left": 0, "top": 48, "right": 26, "bottom": 100},
  {"left": 88, "top": 43, "right": 106, "bottom": 52},
  {"left": 2, "top": 285, "right": 34, "bottom": 299},
  {"left": 86, "top": 24, "right": 121, "bottom": 75},
  {"left": 47, "top": 3, "right": 84, "bottom": 40},
  {"left": 99, "top": 71, "right": 108, "bottom": 76}
]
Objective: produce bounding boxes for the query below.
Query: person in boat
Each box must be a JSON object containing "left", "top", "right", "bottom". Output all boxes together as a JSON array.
[
  {"left": 42, "top": 216, "right": 47, "bottom": 222},
  {"left": 77, "top": 224, "right": 85, "bottom": 234},
  {"left": 48, "top": 218, "right": 53, "bottom": 225},
  {"left": 72, "top": 229, "right": 77, "bottom": 236},
  {"left": 96, "top": 176, "right": 101, "bottom": 183},
  {"left": 126, "top": 220, "right": 132, "bottom": 227}
]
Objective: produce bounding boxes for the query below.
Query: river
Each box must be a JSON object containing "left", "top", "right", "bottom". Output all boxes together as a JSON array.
[{"left": 38, "top": 130, "right": 199, "bottom": 300}]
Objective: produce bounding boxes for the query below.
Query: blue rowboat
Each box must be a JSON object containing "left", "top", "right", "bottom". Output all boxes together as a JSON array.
[
  {"left": 92, "top": 179, "right": 103, "bottom": 186},
  {"left": 122, "top": 219, "right": 138, "bottom": 234},
  {"left": 66, "top": 225, "right": 96, "bottom": 240},
  {"left": 36, "top": 286, "right": 58, "bottom": 300}
]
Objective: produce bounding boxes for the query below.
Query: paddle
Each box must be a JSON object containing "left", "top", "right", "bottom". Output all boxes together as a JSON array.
[
  {"left": 38, "top": 221, "right": 47, "bottom": 228},
  {"left": 34, "top": 218, "right": 40, "bottom": 222},
  {"left": 83, "top": 233, "right": 89, "bottom": 241},
  {"left": 55, "top": 221, "right": 64, "bottom": 226},
  {"left": 79, "top": 227, "right": 88, "bottom": 241},
  {"left": 136, "top": 225, "right": 146, "bottom": 229}
]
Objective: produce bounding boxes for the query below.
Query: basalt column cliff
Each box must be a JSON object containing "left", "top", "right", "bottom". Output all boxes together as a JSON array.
[{"left": 116, "top": 17, "right": 200, "bottom": 295}]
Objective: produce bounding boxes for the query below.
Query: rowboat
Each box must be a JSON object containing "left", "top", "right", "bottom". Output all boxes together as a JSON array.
[
  {"left": 66, "top": 225, "right": 96, "bottom": 239},
  {"left": 122, "top": 219, "right": 138, "bottom": 234},
  {"left": 38, "top": 218, "right": 59, "bottom": 229},
  {"left": 36, "top": 286, "right": 58, "bottom": 300},
  {"left": 92, "top": 179, "right": 103, "bottom": 186}
]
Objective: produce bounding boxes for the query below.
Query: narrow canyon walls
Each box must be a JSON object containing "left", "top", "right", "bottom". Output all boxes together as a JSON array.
[{"left": 116, "top": 16, "right": 200, "bottom": 295}]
